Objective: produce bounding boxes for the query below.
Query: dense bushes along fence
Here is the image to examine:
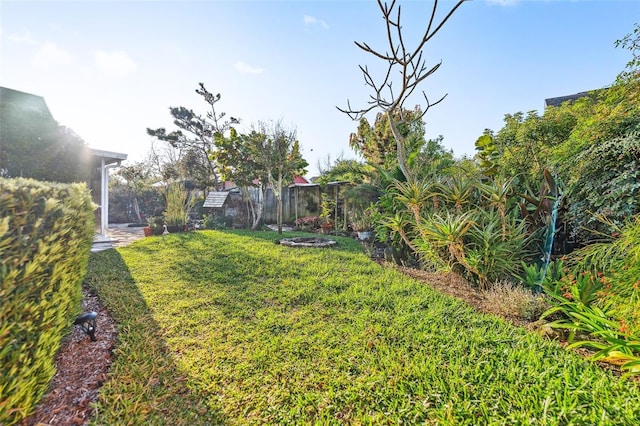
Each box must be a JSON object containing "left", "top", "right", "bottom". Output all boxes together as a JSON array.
[{"left": 0, "top": 178, "right": 95, "bottom": 425}]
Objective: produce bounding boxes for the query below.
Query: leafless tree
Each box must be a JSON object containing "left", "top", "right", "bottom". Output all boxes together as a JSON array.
[{"left": 337, "top": 0, "right": 467, "bottom": 181}]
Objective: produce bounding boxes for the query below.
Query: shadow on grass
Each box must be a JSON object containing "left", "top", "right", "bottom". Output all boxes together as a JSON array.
[{"left": 84, "top": 249, "right": 226, "bottom": 425}]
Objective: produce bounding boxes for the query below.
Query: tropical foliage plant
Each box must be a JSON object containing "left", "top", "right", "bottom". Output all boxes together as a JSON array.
[
  {"left": 564, "top": 214, "right": 640, "bottom": 335},
  {"left": 518, "top": 259, "right": 565, "bottom": 293},
  {"left": 542, "top": 287, "right": 640, "bottom": 375},
  {"left": 539, "top": 215, "right": 640, "bottom": 375},
  {"left": 376, "top": 159, "right": 541, "bottom": 287},
  {"left": 465, "top": 209, "right": 529, "bottom": 287}
]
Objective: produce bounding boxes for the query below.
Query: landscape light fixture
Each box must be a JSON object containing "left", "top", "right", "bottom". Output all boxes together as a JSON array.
[{"left": 74, "top": 311, "right": 98, "bottom": 341}]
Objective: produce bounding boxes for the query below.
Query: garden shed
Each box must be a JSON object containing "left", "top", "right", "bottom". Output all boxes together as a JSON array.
[
  {"left": 203, "top": 191, "right": 230, "bottom": 210},
  {"left": 203, "top": 189, "right": 245, "bottom": 225},
  {"left": 260, "top": 177, "right": 321, "bottom": 224},
  {"left": 326, "top": 181, "right": 351, "bottom": 232},
  {"left": 203, "top": 191, "right": 232, "bottom": 218},
  {"left": 288, "top": 182, "right": 321, "bottom": 223}
]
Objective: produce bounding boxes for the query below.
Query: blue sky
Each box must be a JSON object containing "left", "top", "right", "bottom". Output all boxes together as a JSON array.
[{"left": 1, "top": 0, "right": 638, "bottom": 177}]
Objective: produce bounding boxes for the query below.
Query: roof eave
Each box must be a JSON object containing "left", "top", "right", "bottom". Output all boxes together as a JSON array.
[{"left": 90, "top": 148, "right": 128, "bottom": 165}]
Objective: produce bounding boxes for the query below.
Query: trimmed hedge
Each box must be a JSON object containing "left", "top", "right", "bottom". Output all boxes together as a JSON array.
[{"left": 0, "top": 177, "right": 95, "bottom": 425}]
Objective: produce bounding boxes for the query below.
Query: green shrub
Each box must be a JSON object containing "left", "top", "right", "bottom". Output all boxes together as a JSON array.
[
  {"left": 567, "top": 132, "right": 640, "bottom": 243},
  {"left": 0, "top": 177, "right": 95, "bottom": 425},
  {"left": 147, "top": 215, "right": 165, "bottom": 235},
  {"left": 203, "top": 213, "right": 233, "bottom": 230}
]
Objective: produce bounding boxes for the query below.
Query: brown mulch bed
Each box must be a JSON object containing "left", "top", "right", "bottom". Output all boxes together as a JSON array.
[
  {"left": 396, "top": 266, "right": 532, "bottom": 326},
  {"left": 398, "top": 267, "right": 487, "bottom": 311},
  {"left": 20, "top": 288, "right": 116, "bottom": 426}
]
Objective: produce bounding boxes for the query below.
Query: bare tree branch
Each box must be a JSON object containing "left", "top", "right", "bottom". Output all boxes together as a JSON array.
[
  {"left": 337, "top": 0, "right": 467, "bottom": 181},
  {"left": 339, "top": 0, "right": 466, "bottom": 120}
]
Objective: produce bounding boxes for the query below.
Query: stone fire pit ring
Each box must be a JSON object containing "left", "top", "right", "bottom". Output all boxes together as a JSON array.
[{"left": 278, "top": 237, "right": 337, "bottom": 248}]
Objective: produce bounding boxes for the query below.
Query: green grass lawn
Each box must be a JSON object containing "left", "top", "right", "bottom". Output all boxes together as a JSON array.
[{"left": 85, "top": 230, "right": 640, "bottom": 425}]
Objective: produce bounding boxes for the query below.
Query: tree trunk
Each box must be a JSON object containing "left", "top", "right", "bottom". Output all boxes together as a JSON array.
[
  {"left": 202, "top": 146, "right": 219, "bottom": 190},
  {"left": 275, "top": 176, "right": 283, "bottom": 234},
  {"left": 244, "top": 186, "right": 264, "bottom": 230},
  {"left": 241, "top": 187, "right": 255, "bottom": 228},
  {"left": 343, "top": 198, "right": 349, "bottom": 232},
  {"left": 276, "top": 194, "right": 282, "bottom": 234},
  {"left": 266, "top": 173, "right": 284, "bottom": 235},
  {"left": 132, "top": 195, "right": 142, "bottom": 222},
  {"left": 388, "top": 113, "right": 413, "bottom": 183}
]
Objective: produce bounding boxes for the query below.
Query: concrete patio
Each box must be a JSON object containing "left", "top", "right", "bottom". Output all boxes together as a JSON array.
[{"left": 91, "top": 224, "right": 145, "bottom": 252}]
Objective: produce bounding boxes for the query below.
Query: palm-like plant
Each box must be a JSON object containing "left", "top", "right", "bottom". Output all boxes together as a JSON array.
[
  {"left": 414, "top": 211, "right": 475, "bottom": 272},
  {"left": 466, "top": 209, "right": 529, "bottom": 287},
  {"left": 432, "top": 173, "right": 479, "bottom": 213},
  {"left": 391, "top": 179, "right": 433, "bottom": 224},
  {"left": 479, "top": 176, "right": 516, "bottom": 241},
  {"left": 377, "top": 212, "right": 417, "bottom": 253}
]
